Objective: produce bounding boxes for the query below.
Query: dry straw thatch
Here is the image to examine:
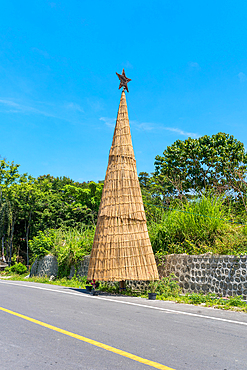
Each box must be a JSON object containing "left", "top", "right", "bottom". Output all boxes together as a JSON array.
[{"left": 87, "top": 91, "right": 158, "bottom": 281}]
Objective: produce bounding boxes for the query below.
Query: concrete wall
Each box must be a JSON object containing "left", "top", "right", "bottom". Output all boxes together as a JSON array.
[{"left": 156, "top": 254, "right": 247, "bottom": 300}]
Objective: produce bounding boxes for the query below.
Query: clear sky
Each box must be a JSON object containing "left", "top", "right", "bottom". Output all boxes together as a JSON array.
[{"left": 1, "top": 1, "right": 247, "bottom": 182}]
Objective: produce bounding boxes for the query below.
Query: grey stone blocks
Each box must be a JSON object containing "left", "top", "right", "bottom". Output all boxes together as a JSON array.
[
  {"left": 30, "top": 254, "right": 58, "bottom": 277},
  {"left": 69, "top": 256, "right": 90, "bottom": 279},
  {"left": 156, "top": 254, "right": 247, "bottom": 299},
  {"left": 29, "top": 253, "right": 247, "bottom": 300}
]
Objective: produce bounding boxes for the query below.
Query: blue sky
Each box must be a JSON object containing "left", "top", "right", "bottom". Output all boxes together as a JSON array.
[{"left": 1, "top": 1, "right": 247, "bottom": 182}]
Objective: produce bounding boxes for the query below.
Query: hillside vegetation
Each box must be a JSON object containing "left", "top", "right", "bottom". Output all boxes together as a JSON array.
[{"left": 1, "top": 132, "right": 247, "bottom": 273}]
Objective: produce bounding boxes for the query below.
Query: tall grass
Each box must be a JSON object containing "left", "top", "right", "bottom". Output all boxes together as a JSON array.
[
  {"left": 29, "top": 226, "right": 95, "bottom": 277},
  {"left": 174, "top": 195, "right": 226, "bottom": 242},
  {"left": 148, "top": 194, "right": 228, "bottom": 254},
  {"left": 53, "top": 226, "right": 95, "bottom": 277}
]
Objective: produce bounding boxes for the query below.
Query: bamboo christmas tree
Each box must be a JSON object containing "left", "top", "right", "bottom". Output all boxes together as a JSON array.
[{"left": 87, "top": 70, "right": 158, "bottom": 282}]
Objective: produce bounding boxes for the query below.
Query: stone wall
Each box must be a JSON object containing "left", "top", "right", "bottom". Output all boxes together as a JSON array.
[
  {"left": 30, "top": 255, "right": 58, "bottom": 277},
  {"left": 69, "top": 256, "right": 90, "bottom": 279},
  {"left": 30, "top": 255, "right": 90, "bottom": 279},
  {"left": 156, "top": 254, "right": 247, "bottom": 300},
  {"left": 30, "top": 253, "right": 247, "bottom": 300},
  {"left": 84, "top": 254, "right": 247, "bottom": 299}
]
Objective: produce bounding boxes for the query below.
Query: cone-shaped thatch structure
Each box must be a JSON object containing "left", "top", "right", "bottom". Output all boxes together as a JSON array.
[{"left": 87, "top": 90, "right": 158, "bottom": 281}]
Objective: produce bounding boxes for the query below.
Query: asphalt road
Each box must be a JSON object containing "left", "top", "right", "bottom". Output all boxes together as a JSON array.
[{"left": 0, "top": 280, "right": 247, "bottom": 370}]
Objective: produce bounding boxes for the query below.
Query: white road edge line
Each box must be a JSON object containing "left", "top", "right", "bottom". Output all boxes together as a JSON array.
[{"left": 1, "top": 280, "right": 247, "bottom": 326}]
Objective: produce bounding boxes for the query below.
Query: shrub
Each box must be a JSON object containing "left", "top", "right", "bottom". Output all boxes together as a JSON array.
[
  {"left": 5, "top": 263, "right": 27, "bottom": 275},
  {"left": 29, "top": 230, "right": 55, "bottom": 260},
  {"left": 29, "top": 226, "right": 95, "bottom": 278},
  {"left": 149, "top": 194, "right": 227, "bottom": 254},
  {"left": 52, "top": 226, "right": 95, "bottom": 277},
  {"left": 155, "top": 275, "right": 181, "bottom": 297}
]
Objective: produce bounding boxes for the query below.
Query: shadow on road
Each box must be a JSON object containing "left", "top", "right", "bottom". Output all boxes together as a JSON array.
[{"left": 66, "top": 287, "right": 126, "bottom": 297}]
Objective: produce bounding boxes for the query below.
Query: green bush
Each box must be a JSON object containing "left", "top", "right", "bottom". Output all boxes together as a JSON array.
[
  {"left": 52, "top": 226, "right": 95, "bottom": 277},
  {"left": 5, "top": 263, "right": 27, "bottom": 275},
  {"left": 29, "top": 230, "right": 55, "bottom": 260},
  {"left": 155, "top": 275, "right": 181, "bottom": 297},
  {"left": 29, "top": 226, "right": 95, "bottom": 278},
  {"left": 149, "top": 194, "right": 228, "bottom": 254},
  {"left": 186, "top": 292, "right": 207, "bottom": 304}
]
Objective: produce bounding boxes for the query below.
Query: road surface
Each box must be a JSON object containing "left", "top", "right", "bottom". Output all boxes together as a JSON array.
[{"left": 0, "top": 280, "right": 246, "bottom": 369}]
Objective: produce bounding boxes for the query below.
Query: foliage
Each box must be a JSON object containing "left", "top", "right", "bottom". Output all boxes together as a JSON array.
[
  {"left": 148, "top": 194, "right": 227, "bottom": 254},
  {"left": 154, "top": 132, "right": 247, "bottom": 201},
  {"left": 148, "top": 280, "right": 159, "bottom": 293},
  {"left": 0, "top": 159, "right": 25, "bottom": 187},
  {"left": 0, "top": 198, "right": 12, "bottom": 240},
  {"left": 29, "top": 230, "right": 55, "bottom": 259},
  {"left": 177, "top": 293, "right": 247, "bottom": 311},
  {"left": 139, "top": 172, "right": 164, "bottom": 223},
  {"left": 0, "top": 161, "right": 102, "bottom": 265},
  {"left": 32, "top": 176, "right": 103, "bottom": 232},
  {"left": 100, "top": 281, "right": 121, "bottom": 294},
  {"left": 52, "top": 227, "right": 95, "bottom": 277},
  {"left": 2, "top": 273, "right": 88, "bottom": 288},
  {"left": 5, "top": 262, "right": 27, "bottom": 275},
  {"left": 154, "top": 275, "right": 181, "bottom": 297},
  {"left": 29, "top": 226, "right": 95, "bottom": 277},
  {"left": 2, "top": 132, "right": 247, "bottom": 269},
  {"left": 147, "top": 276, "right": 181, "bottom": 295}
]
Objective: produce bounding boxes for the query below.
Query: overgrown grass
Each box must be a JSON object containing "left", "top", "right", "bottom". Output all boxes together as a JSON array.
[
  {"left": 172, "top": 293, "right": 247, "bottom": 312},
  {"left": 52, "top": 227, "right": 95, "bottom": 277},
  {"left": 29, "top": 226, "right": 95, "bottom": 277},
  {"left": 148, "top": 194, "right": 247, "bottom": 255},
  {"left": 101, "top": 280, "right": 247, "bottom": 312},
  {"left": 0, "top": 272, "right": 88, "bottom": 288}
]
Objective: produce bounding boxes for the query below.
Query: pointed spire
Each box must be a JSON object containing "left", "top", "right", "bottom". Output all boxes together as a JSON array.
[
  {"left": 98, "top": 91, "right": 146, "bottom": 221},
  {"left": 109, "top": 90, "right": 135, "bottom": 158},
  {"left": 87, "top": 91, "right": 158, "bottom": 281}
]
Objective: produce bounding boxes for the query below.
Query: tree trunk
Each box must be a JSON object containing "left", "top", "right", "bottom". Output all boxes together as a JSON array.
[
  {"left": 1, "top": 235, "right": 6, "bottom": 262},
  {"left": 9, "top": 217, "right": 15, "bottom": 267},
  {"left": 26, "top": 211, "right": 32, "bottom": 266}
]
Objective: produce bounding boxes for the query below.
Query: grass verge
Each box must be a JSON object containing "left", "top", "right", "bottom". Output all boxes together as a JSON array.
[
  {"left": 0, "top": 273, "right": 88, "bottom": 288},
  {"left": 1, "top": 272, "right": 247, "bottom": 313}
]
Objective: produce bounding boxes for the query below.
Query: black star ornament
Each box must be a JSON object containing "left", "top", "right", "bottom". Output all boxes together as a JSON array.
[{"left": 116, "top": 69, "right": 131, "bottom": 92}]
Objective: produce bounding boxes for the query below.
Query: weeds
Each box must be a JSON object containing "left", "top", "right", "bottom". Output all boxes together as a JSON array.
[
  {"left": 29, "top": 226, "right": 95, "bottom": 277},
  {"left": 148, "top": 194, "right": 247, "bottom": 255},
  {"left": 4, "top": 262, "right": 27, "bottom": 275},
  {"left": 1, "top": 272, "right": 88, "bottom": 288},
  {"left": 150, "top": 275, "right": 181, "bottom": 297}
]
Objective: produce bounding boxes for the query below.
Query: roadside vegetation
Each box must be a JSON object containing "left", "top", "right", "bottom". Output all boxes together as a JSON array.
[
  {"left": 1, "top": 131, "right": 247, "bottom": 308},
  {"left": 29, "top": 227, "right": 95, "bottom": 277},
  {"left": 1, "top": 270, "right": 246, "bottom": 312},
  {"left": 148, "top": 194, "right": 247, "bottom": 256}
]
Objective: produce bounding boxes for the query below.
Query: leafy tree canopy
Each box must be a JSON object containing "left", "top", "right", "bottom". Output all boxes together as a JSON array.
[
  {"left": 154, "top": 132, "right": 247, "bottom": 199},
  {"left": 0, "top": 160, "right": 103, "bottom": 264}
]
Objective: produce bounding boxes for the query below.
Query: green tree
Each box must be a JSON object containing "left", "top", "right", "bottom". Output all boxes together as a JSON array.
[
  {"left": 154, "top": 132, "right": 247, "bottom": 200},
  {"left": 0, "top": 160, "right": 103, "bottom": 265},
  {"left": 0, "top": 158, "right": 29, "bottom": 265},
  {"left": 0, "top": 158, "right": 22, "bottom": 187},
  {"left": 138, "top": 172, "right": 164, "bottom": 222}
]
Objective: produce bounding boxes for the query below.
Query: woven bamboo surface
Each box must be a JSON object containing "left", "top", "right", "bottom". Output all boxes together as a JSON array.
[{"left": 87, "top": 91, "right": 158, "bottom": 281}]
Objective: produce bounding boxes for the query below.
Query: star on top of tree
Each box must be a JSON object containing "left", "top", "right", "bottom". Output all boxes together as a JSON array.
[{"left": 116, "top": 69, "right": 131, "bottom": 92}]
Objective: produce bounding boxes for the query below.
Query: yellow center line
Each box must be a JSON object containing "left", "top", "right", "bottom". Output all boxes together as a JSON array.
[{"left": 0, "top": 306, "right": 175, "bottom": 370}]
